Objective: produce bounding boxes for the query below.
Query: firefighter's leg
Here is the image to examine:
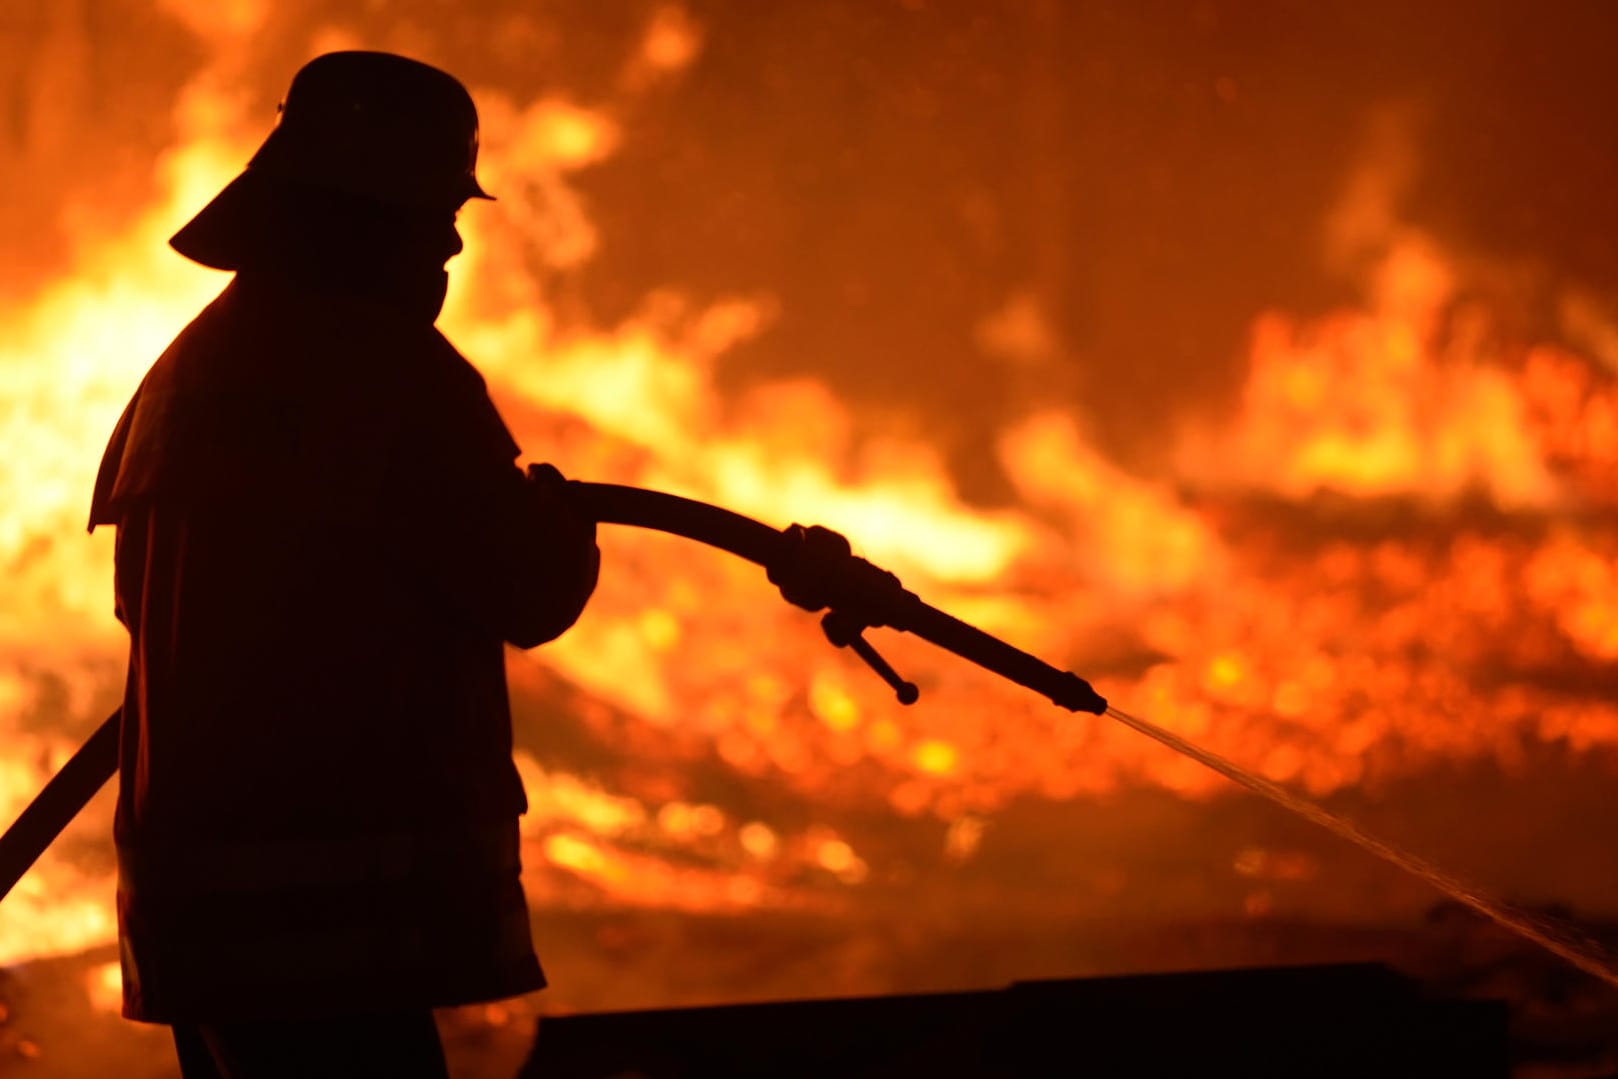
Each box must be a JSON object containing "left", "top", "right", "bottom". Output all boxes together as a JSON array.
[{"left": 175, "top": 1011, "right": 449, "bottom": 1079}]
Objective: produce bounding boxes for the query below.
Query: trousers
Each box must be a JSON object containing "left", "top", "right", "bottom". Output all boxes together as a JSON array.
[{"left": 171, "top": 1011, "right": 449, "bottom": 1078}]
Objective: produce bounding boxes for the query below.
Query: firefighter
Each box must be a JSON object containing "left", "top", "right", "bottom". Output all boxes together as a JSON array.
[{"left": 87, "top": 51, "right": 599, "bottom": 1077}]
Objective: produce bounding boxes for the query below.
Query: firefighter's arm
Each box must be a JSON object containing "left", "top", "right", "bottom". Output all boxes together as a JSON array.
[
  {"left": 394, "top": 451, "right": 599, "bottom": 649},
  {"left": 386, "top": 354, "right": 599, "bottom": 647}
]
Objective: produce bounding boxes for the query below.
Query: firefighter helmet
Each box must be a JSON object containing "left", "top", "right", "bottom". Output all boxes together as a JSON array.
[{"left": 171, "top": 51, "right": 493, "bottom": 270}]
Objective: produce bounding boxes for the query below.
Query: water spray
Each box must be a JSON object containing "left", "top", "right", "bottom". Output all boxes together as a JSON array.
[{"left": 1101, "top": 703, "right": 1618, "bottom": 989}]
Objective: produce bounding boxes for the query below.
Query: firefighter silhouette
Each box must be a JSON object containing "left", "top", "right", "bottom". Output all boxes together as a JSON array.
[{"left": 87, "top": 51, "right": 599, "bottom": 1077}]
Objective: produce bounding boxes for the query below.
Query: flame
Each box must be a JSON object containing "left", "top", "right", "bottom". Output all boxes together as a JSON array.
[
  {"left": 2, "top": 7, "right": 1616, "bottom": 1008},
  {"left": 1175, "top": 237, "right": 1560, "bottom": 506},
  {"left": 86, "top": 959, "right": 124, "bottom": 1014},
  {"left": 0, "top": 75, "right": 250, "bottom": 966}
]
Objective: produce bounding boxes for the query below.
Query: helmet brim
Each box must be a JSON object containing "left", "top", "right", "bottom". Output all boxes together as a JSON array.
[
  {"left": 169, "top": 170, "right": 270, "bottom": 272},
  {"left": 170, "top": 168, "right": 494, "bottom": 272}
]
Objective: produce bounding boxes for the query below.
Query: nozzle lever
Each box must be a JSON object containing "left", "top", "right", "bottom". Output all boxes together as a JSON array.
[{"left": 822, "top": 611, "right": 920, "bottom": 705}]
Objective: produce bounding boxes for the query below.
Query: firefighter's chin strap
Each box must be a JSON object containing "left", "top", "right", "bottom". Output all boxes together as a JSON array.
[{"left": 3, "top": 481, "right": 1615, "bottom": 992}]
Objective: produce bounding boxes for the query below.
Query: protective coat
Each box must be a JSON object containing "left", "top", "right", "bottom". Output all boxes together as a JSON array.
[{"left": 88, "top": 273, "right": 598, "bottom": 1022}]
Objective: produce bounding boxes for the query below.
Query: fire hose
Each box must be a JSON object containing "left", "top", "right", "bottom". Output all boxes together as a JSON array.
[
  {"left": 7, "top": 482, "right": 1617, "bottom": 992},
  {"left": 0, "top": 480, "right": 1106, "bottom": 904}
]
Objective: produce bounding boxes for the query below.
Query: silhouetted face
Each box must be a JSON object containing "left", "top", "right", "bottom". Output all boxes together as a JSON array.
[
  {"left": 237, "top": 182, "right": 469, "bottom": 322},
  {"left": 444, "top": 208, "right": 467, "bottom": 265},
  {"left": 385, "top": 201, "right": 467, "bottom": 321},
  {"left": 400, "top": 203, "right": 465, "bottom": 268}
]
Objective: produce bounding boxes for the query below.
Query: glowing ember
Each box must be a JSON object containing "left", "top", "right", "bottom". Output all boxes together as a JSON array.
[{"left": 85, "top": 960, "right": 123, "bottom": 1014}]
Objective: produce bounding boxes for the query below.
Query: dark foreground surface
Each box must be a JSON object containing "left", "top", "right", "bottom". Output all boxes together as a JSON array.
[
  {"left": 526, "top": 962, "right": 1508, "bottom": 1078},
  {"left": 1, "top": 906, "right": 1615, "bottom": 1078}
]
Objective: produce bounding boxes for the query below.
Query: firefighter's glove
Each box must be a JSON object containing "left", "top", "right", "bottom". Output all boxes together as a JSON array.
[
  {"left": 767, "top": 524, "right": 909, "bottom": 628},
  {"left": 525, "top": 461, "right": 600, "bottom": 591},
  {"left": 526, "top": 463, "right": 593, "bottom": 533}
]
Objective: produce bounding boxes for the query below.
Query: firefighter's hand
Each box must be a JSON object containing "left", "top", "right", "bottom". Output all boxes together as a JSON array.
[
  {"left": 520, "top": 462, "right": 600, "bottom": 639},
  {"left": 767, "top": 523, "right": 912, "bottom": 627},
  {"left": 768, "top": 524, "right": 851, "bottom": 612},
  {"left": 525, "top": 462, "right": 597, "bottom": 542}
]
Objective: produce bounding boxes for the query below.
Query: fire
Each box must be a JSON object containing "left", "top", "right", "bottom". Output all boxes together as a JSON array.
[
  {"left": 1175, "top": 237, "right": 1560, "bottom": 506},
  {"left": 86, "top": 959, "right": 124, "bottom": 1014},
  {"left": 2, "top": 6, "right": 1616, "bottom": 1033},
  {"left": 0, "top": 83, "right": 250, "bottom": 966}
]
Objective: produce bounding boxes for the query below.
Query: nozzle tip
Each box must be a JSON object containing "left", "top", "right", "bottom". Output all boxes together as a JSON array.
[{"left": 1057, "top": 672, "right": 1107, "bottom": 715}]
